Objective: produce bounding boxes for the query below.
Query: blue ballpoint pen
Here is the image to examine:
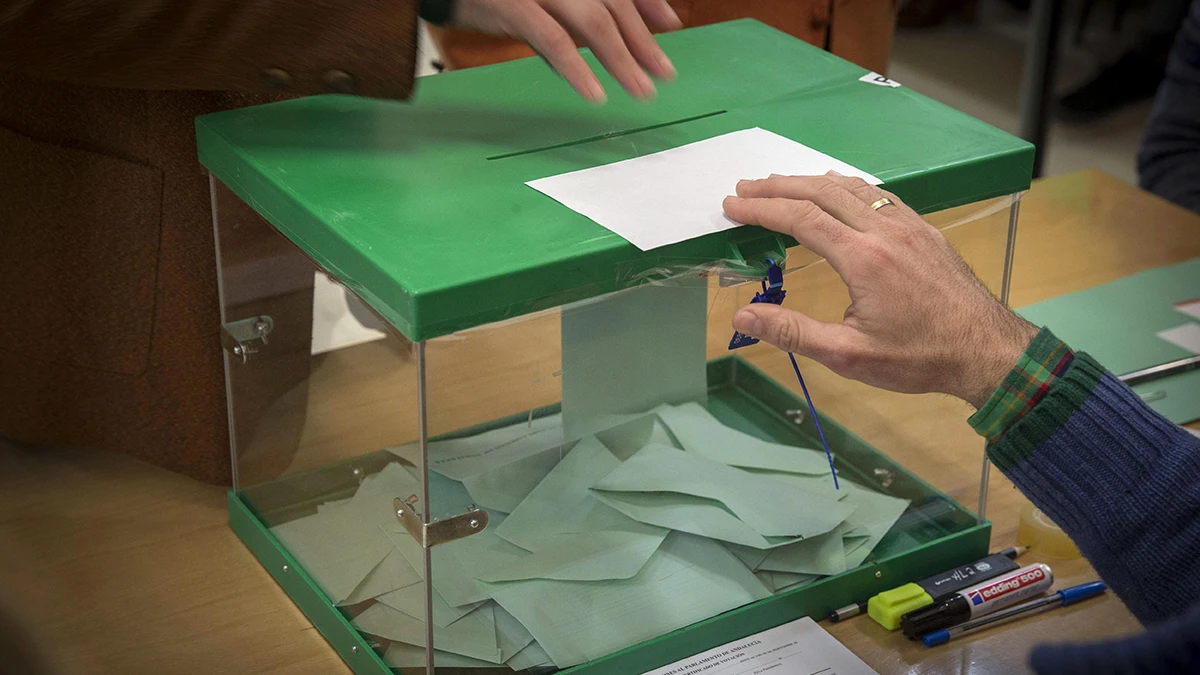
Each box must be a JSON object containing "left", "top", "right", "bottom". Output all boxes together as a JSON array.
[{"left": 923, "top": 581, "right": 1108, "bottom": 647}]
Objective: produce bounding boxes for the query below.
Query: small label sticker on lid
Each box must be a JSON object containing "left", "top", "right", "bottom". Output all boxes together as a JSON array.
[{"left": 859, "top": 72, "right": 902, "bottom": 87}]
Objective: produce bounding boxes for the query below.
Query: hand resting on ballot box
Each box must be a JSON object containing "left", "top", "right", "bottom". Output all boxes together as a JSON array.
[
  {"left": 723, "top": 172, "right": 1200, "bottom": 675},
  {"left": 723, "top": 173, "right": 1038, "bottom": 409}
]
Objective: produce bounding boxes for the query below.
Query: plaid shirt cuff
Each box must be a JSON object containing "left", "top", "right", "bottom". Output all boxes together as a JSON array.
[{"left": 969, "top": 327, "right": 1075, "bottom": 445}]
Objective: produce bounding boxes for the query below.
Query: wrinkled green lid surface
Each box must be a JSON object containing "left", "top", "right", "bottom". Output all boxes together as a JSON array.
[{"left": 197, "top": 19, "right": 1032, "bottom": 341}]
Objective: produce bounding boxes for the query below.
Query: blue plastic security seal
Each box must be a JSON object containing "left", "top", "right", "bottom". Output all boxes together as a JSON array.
[
  {"left": 729, "top": 260, "right": 839, "bottom": 489},
  {"left": 727, "top": 259, "right": 786, "bottom": 349}
]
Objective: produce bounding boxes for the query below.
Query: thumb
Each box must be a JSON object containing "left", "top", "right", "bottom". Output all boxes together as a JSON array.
[{"left": 733, "top": 304, "right": 847, "bottom": 362}]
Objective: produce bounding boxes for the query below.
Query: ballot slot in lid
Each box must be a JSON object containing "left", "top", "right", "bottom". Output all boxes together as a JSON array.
[
  {"left": 484, "top": 110, "right": 729, "bottom": 161},
  {"left": 201, "top": 19, "right": 1032, "bottom": 675}
]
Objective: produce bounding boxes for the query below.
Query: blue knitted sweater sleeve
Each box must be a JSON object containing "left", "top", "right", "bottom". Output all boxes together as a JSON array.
[{"left": 984, "top": 352, "right": 1200, "bottom": 673}]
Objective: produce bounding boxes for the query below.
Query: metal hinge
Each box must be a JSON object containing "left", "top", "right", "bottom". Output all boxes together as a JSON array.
[
  {"left": 221, "top": 315, "right": 273, "bottom": 364},
  {"left": 393, "top": 495, "right": 488, "bottom": 548}
]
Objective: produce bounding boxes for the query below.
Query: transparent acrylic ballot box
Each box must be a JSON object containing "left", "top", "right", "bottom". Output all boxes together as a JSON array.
[{"left": 198, "top": 20, "right": 1032, "bottom": 675}]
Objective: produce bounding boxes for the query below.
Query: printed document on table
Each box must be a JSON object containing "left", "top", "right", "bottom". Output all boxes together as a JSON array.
[{"left": 640, "top": 616, "right": 877, "bottom": 675}]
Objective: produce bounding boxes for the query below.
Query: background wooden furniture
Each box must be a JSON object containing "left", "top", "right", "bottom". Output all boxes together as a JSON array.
[
  {"left": 430, "top": 1, "right": 898, "bottom": 77},
  {"left": 1, "top": 170, "right": 1197, "bottom": 675}
]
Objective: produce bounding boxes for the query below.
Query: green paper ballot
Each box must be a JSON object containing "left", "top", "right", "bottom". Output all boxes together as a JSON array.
[
  {"left": 768, "top": 571, "right": 822, "bottom": 592},
  {"left": 593, "top": 490, "right": 811, "bottom": 549},
  {"left": 384, "top": 643, "right": 497, "bottom": 669},
  {"left": 496, "top": 605, "right": 538, "bottom": 661},
  {"left": 355, "top": 601, "right": 503, "bottom": 663},
  {"left": 656, "top": 402, "right": 832, "bottom": 475},
  {"left": 506, "top": 641, "right": 554, "bottom": 670},
  {"left": 278, "top": 464, "right": 424, "bottom": 606},
  {"left": 334, "top": 465, "right": 532, "bottom": 609},
  {"left": 387, "top": 516, "right": 529, "bottom": 608},
  {"left": 426, "top": 469, "right": 483, "bottom": 520},
  {"left": 729, "top": 543, "right": 771, "bottom": 570},
  {"left": 388, "top": 413, "right": 564, "bottom": 481},
  {"left": 756, "top": 523, "right": 850, "bottom": 576},
  {"left": 376, "top": 582, "right": 484, "bottom": 628},
  {"left": 756, "top": 570, "right": 821, "bottom": 593},
  {"left": 593, "top": 444, "right": 854, "bottom": 538},
  {"left": 341, "top": 547, "right": 422, "bottom": 606},
  {"left": 730, "top": 527, "right": 868, "bottom": 577},
  {"left": 754, "top": 570, "right": 777, "bottom": 592},
  {"left": 838, "top": 482, "right": 910, "bottom": 568},
  {"left": 379, "top": 604, "right": 536, "bottom": 666},
  {"left": 594, "top": 413, "right": 679, "bottom": 460},
  {"left": 480, "top": 532, "right": 771, "bottom": 668},
  {"left": 496, "top": 436, "right": 665, "bottom": 550},
  {"left": 269, "top": 503, "right": 391, "bottom": 605},
  {"left": 844, "top": 532, "right": 873, "bottom": 557},
  {"left": 744, "top": 467, "right": 844, "bottom": 499},
  {"left": 477, "top": 530, "right": 664, "bottom": 582},
  {"left": 349, "top": 462, "right": 424, "bottom": 530},
  {"left": 561, "top": 282, "right": 709, "bottom": 440},
  {"left": 461, "top": 445, "right": 563, "bottom": 513}
]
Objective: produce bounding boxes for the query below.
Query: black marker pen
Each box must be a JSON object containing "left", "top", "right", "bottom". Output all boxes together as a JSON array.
[{"left": 901, "top": 563, "right": 1055, "bottom": 639}]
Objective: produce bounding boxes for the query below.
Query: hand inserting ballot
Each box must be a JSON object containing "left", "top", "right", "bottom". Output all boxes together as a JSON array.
[
  {"left": 453, "top": 0, "right": 683, "bottom": 103},
  {"left": 723, "top": 174, "right": 1039, "bottom": 409}
]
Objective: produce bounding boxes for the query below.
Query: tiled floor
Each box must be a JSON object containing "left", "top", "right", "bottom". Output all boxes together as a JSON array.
[{"left": 888, "top": 0, "right": 1158, "bottom": 184}]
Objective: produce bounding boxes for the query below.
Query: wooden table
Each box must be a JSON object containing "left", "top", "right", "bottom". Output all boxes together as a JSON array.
[{"left": 2, "top": 170, "right": 1197, "bottom": 675}]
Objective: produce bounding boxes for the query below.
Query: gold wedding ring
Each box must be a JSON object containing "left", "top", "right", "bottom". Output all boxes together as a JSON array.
[{"left": 870, "top": 197, "right": 894, "bottom": 211}]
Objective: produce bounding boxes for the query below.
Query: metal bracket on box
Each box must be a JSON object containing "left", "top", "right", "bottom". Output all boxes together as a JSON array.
[
  {"left": 393, "top": 495, "right": 489, "bottom": 548},
  {"left": 221, "top": 315, "right": 273, "bottom": 364}
]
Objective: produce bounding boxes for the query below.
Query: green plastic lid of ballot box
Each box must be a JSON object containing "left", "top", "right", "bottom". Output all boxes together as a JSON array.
[{"left": 196, "top": 19, "right": 1033, "bottom": 342}]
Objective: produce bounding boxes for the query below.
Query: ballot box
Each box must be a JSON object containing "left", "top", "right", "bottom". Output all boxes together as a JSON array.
[{"left": 198, "top": 20, "right": 1031, "bottom": 675}]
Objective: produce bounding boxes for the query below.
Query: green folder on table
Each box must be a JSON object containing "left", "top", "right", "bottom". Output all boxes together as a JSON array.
[{"left": 1017, "top": 258, "right": 1200, "bottom": 424}]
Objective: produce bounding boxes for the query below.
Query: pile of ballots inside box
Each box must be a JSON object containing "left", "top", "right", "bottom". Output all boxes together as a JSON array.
[{"left": 270, "top": 403, "right": 909, "bottom": 670}]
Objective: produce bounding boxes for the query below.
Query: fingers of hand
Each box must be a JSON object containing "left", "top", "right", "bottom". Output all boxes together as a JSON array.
[
  {"left": 735, "top": 175, "right": 879, "bottom": 231},
  {"left": 816, "top": 175, "right": 913, "bottom": 227},
  {"left": 608, "top": 0, "right": 676, "bottom": 79},
  {"left": 733, "top": 304, "right": 857, "bottom": 368},
  {"left": 515, "top": 2, "right": 607, "bottom": 102},
  {"left": 542, "top": 0, "right": 656, "bottom": 99},
  {"left": 633, "top": 0, "right": 684, "bottom": 31},
  {"left": 818, "top": 172, "right": 889, "bottom": 207},
  {"left": 722, "top": 195, "right": 861, "bottom": 270}
]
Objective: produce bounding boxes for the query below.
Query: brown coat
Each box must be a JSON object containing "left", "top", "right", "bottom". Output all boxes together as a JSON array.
[{"left": 0, "top": 1, "right": 420, "bottom": 483}]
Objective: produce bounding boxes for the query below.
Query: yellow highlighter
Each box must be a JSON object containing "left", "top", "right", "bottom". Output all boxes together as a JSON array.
[
  {"left": 869, "top": 582, "right": 936, "bottom": 630},
  {"left": 830, "top": 547, "right": 1026, "bottom": 630}
]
